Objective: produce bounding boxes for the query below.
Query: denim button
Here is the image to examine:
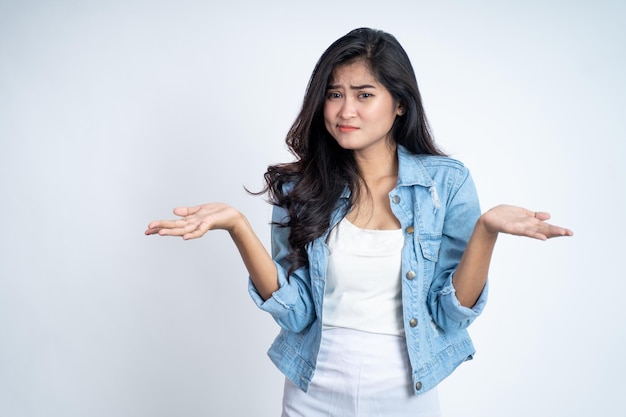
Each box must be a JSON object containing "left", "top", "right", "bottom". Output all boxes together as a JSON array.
[
  {"left": 405, "top": 226, "right": 414, "bottom": 234},
  {"left": 409, "top": 318, "right": 418, "bottom": 327},
  {"left": 392, "top": 195, "right": 401, "bottom": 204},
  {"left": 406, "top": 270, "right": 416, "bottom": 280},
  {"left": 415, "top": 381, "right": 422, "bottom": 390}
]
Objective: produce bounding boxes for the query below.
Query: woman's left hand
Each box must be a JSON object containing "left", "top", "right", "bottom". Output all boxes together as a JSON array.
[{"left": 478, "top": 204, "right": 573, "bottom": 241}]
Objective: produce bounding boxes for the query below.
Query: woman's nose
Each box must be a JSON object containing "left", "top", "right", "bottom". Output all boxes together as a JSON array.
[{"left": 339, "top": 98, "right": 357, "bottom": 119}]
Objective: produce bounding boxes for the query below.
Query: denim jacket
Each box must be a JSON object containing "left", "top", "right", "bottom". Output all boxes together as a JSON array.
[{"left": 248, "top": 145, "right": 488, "bottom": 395}]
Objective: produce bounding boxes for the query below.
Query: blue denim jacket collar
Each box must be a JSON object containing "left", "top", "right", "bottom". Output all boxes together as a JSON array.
[
  {"left": 337, "top": 145, "right": 441, "bottom": 212},
  {"left": 397, "top": 145, "right": 436, "bottom": 188},
  {"left": 337, "top": 145, "right": 434, "bottom": 195}
]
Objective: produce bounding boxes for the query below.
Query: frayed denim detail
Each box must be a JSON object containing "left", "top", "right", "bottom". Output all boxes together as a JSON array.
[
  {"left": 429, "top": 184, "right": 441, "bottom": 213},
  {"left": 439, "top": 284, "right": 455, "bottom": 296}
]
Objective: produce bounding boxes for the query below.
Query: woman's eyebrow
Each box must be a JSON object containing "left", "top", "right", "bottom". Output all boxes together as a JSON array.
[{"left": 326, "top": 84, "right": 377, "bottom": 90}]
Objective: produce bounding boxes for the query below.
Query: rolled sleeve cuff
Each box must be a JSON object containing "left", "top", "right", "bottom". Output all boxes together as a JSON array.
[
  {"left": 247, "top": 263, "right": 298, "bottom": 319},
  {"left": 439, "top": 273, "right": 489, "bottom": 323}
]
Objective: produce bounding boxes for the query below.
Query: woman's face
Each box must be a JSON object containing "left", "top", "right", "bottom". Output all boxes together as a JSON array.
[{"left": 323, "top": 61, "right": 403, "bottom": 157}]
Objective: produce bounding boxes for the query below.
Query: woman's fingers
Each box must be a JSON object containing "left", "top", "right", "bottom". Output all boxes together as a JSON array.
[
  {"left": 513, "top": 218, "right": 571, "bottom": 240},
  {"left": 542, "top": 223, "right": 574, "bottom": 239},
  {"left": 482, "top": 205, "right": 573, "bottom": 240},
  {"left": 533, "top": 211, "right": 551, "bottom": 221},
  {"left": 180, "top": 220, "right": 212, "bottom": 240},
  {"left": 144, "top": 218, "right": 192, "bottom": 236},
  {"left": 145, "top": 203, "right": 240, "bottom": 238},
  {"left": 173, "top": 206, "right": 201, "bottom": 217}
]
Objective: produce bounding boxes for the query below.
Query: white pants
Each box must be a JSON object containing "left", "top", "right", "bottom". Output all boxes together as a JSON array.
[{"left": 281, "top": 328, "right": 441, "bottom": 417}]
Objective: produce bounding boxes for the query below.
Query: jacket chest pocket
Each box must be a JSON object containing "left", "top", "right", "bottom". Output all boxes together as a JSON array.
[{"left": 415, "top": 234, "right": 441, "bottom": 273}]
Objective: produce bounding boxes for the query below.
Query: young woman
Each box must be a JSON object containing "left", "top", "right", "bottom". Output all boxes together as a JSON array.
[{"left": 145, "top": 28, "right": 572, "bottom": 417}]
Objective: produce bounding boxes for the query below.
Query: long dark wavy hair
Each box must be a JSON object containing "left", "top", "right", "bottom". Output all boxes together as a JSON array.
[{"left": 260, "top": 27, "right": 445, "bottom": 277}]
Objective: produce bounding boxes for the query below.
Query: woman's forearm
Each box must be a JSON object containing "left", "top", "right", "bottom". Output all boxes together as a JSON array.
[
  {"left": 452, "top": 217, "right": 498, "bottom": 308},
  {"left": 229, "top": 213, "right": 279, "bottom": 301}
]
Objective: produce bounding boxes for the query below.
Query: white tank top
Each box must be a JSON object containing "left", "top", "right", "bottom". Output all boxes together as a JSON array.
[{"left": 322, "top": 217, "right": 405, "bottom": 336}]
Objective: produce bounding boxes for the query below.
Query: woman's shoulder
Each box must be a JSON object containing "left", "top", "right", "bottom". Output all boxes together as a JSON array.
[
  {"left": 398, "top": 146, "right": 469, "bottom": 175},
  {"left": 414, "top": 154, "right": 467, "bottom": 170}
]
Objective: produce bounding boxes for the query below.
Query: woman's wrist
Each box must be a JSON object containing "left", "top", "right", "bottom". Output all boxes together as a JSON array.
[{"left": 474, "top": 211, "right": 500, "bottom": 240}]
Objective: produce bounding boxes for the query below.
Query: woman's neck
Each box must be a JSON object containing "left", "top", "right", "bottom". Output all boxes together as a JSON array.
[
  {"left": 349, "top": 143, "right": 401, "bottom": 230},
  {"left": 354, "top": 142, "right": 399, "bottom": 184}
]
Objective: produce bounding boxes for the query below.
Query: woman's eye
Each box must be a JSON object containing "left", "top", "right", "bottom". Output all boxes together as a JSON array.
[
  {"left": 359, "top": 92, "right": 373, "bottom": 99},
  {"left": 326, "top": 92, "right": 342, "bottom": 99}
]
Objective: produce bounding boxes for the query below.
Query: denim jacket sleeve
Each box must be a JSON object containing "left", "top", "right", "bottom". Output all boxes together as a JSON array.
[
  {"left": 248, "top": 204, "right": 316, "bottom": 332},
  {"left": 427, "top": 168, "right": 488, "bottom": 331}
]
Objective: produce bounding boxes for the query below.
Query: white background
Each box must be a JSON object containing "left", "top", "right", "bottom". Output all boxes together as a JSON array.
[{"left": 1, "top": 1, "right": 624, "bottom": 416}]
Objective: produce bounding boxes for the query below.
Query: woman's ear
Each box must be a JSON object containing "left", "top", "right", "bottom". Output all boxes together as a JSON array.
[{"left": 396, "top": 103, "right": 405, "bottom": 116}]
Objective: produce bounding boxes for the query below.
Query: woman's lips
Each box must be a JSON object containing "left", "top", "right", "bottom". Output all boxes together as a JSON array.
[{"left": 338, "top": 125, "right": 359, "bottom": 133}]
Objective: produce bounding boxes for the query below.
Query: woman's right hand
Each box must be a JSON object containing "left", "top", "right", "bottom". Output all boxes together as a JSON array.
[{"left": 144, "top": 203, "right": 244, "bottom": 240}]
